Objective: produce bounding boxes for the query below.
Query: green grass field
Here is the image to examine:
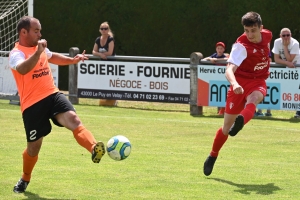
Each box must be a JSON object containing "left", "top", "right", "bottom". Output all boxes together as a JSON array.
[{"left": 1, "top": 99, "right": 300, "bottom": 200}]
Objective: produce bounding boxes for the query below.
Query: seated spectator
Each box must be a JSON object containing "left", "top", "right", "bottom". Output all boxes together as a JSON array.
[
  {"left": 92, "top": 21, "right": 115, "bottom": 59},
  {"left": 92, "top": 22, "right": 117, "bottom": 106},
  {"left": 203, "top": 42, "right": 229, "bottom": 64},
  {"left": 272, "top": 28, "right": 300, "bottom": 118}
]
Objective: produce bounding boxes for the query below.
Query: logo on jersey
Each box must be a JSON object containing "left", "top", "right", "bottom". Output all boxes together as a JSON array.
[
  {"left": 253, "top": 49, "right": 257, "bottom": 53},
  {"left": 32, "top": 70, "right": 50, "bottom": 79},
  {"left": 230, "top": 102, "right": 234, "bottom": 109},
  {"left": 32, "top": 67, "right": 50, "bottom": 79},
  {"left": 254, "top": 61, "right": 268, "bottom": 71}
]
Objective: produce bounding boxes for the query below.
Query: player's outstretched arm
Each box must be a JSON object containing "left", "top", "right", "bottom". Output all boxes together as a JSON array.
[{"left": 49, "top": 50, "right": 88, "bottom": 65}]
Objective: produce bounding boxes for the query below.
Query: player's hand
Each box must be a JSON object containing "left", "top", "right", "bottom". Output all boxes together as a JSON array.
[
  {"left": 232, "top": 83, "right": 244, "bottom": 94},
  {"left": 37, "top": 39, "right": 47, "bottom": 54},
  {"left": 73, "top": 50, "right": 89, "bottom": 63}
]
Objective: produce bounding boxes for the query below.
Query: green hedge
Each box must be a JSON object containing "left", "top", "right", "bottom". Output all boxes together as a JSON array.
[{"left": 34, "top": 0, "right": 300, "bottom": 89}]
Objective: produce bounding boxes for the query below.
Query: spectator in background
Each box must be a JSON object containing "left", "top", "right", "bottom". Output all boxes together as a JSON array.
[
  {"left": 92, "top": 21, "right": 115, "bottom": 59},
  {"left": 204, "top": 42, "right": 229, "bottom": 115},
  {"left": 272, "top": 28, "right": 300, "bottom": 118},
  {"left": 255, "top": 51, "right": 273, "bottom": 117},
  {"left": 204, "top": 42, "right": 229, "bottom": 64},
  {"left": 92, "top": 22, "right": 117, "bottom": 106}
]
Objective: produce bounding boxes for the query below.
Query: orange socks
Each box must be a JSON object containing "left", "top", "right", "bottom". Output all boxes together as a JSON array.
[
  {"left": 22, "top": 149, "right": 38, "bottom": 182},
  {"left": 210, "top": 127, "right": 228, "bottom": 157},
  {"left": 73, "top": 126, "right": 97, "bottom": 153}
]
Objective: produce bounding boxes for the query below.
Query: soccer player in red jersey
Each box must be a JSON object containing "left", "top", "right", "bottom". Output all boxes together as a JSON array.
[{"left": 203, "top": 11, "right": 272, "bottom": 176}]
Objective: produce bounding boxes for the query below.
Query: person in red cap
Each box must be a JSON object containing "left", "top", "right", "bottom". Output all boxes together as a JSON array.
[
  {"left": 203, "top": 41, "right": 229, "bottom": 64},
  {"left": 204, "top": 41, "right": 229, "bottom": 115}
]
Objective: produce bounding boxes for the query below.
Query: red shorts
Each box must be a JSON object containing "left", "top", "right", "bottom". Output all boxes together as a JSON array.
[{"left": 225, "top": 77, "right": 267, "bottom": 114}]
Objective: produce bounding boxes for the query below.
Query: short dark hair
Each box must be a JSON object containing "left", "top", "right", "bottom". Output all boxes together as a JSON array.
[
  {"left": 17, "top": 16, "right": 33, "bottom": 35},
  {"left": 241, "top": 12, "right": 262, "bottom": 27}
]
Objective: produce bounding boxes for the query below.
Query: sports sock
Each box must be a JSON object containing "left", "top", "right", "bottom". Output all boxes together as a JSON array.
[
  {"left": 22, "top": 148, "right": 38, "bottom": 182},
  {"left": 210, "top": 127, "right": 228, "bottom": 157},
  {"left": 240, "top": 103, "right": 256, "bottom": 124},
  {"left": 73, "top": 125, "right": 97, "bottom": 153}
]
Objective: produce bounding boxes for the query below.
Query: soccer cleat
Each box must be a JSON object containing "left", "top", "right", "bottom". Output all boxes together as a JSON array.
[
  {"left": 264, "top": 112, "right": 272, "bottom": 117},
  {"left": 228, "top": 115, "right": 244, "bottom": 136},
  {"left": 203, "top": 155, "right": 217, "bottom": 176},
  {"left": 254, "top": 111, "right": 264, "bottom": 117},
  {"left": 13, "top": 178, "right": 29, "bottom": 193},
  {"left": 294, "top": 111, "right": 300, "bottom": 118},
  {"left": 92, "top": 141, "right": 106, "bottom": 163}
]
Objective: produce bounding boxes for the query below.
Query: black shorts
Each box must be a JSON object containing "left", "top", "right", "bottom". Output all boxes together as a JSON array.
[{"left": 22, "top": 92, "right": 76, "bottom": 142}]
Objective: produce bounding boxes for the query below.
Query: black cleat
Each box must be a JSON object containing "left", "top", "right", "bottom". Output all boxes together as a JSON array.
[
  {"left": 13, "top": 178, "right": 29, "bottom": 193},
  {"left": 203, "top": 155, "right": 217, "bottom": 176},
  {"left": 228, "top": 115, "right": 244, "bottom": 136}
]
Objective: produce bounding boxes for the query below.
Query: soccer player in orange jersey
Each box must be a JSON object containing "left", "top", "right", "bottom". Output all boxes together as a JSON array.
[
  {"left": 9, "top": 16, "right": 105, "bottom": 193},
  {"left": 203, "top": 12, "right": 272, "bottom": 176}
]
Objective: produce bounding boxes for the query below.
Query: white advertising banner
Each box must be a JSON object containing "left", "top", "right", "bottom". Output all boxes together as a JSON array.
[
  {"left": 197, "top": 65, "right": 300, "bottom": 111},
  {"left": 0, "top": 57, "right": 17, "bottom": 95},
  {"left": 77, "top": 60, "right": 190, "bottom": 103}
]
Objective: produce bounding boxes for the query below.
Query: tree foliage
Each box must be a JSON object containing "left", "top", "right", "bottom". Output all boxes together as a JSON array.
[{"left": 34, "top": 0, "right": 300, "bottom": 89}]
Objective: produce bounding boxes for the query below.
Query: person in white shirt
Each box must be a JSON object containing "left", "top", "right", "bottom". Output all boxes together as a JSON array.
[{"left": 272, "top": 28, "right": 300, "bottom": 118}]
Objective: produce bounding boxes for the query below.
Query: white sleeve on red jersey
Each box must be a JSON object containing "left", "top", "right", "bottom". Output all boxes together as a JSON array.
[{"left": 227, "top": 43, "right": 247, "bottom": 67}]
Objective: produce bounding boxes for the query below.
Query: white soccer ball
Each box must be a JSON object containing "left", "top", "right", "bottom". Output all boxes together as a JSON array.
[{"left": 106, "top": 135, "right": 131, "bottom": 161}]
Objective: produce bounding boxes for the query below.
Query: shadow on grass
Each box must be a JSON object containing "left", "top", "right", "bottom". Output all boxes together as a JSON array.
[
  {"left": 22, "top": 191, "right": 76, "bottom": 200},
  {"left": 208, "top": 178, "right": 281, "bottom": 195}
]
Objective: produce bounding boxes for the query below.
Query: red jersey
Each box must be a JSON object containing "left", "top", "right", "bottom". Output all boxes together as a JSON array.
[{"left": 234, "top": 29, "right": 272, "bottom": 80}]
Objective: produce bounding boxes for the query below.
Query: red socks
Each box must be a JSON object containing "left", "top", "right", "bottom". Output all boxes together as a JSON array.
[
  {"left": 22, "top": 149, "right": 38, "bottom": 182},
  {"left": 210, "top": 127, "right": 228, "bottom": 157},
  {"left": 209, "top": 103, "right": 256, "bottom": 158},
  {"left": 73, "top": 126, "right": 97, "bottom": 153},
  {"left": 240, "top": 103, "right": 256, "bottom": 124}
]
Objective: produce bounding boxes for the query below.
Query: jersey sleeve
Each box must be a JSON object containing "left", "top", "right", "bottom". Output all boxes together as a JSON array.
[
  {"left": 227, "top": 43, "right": 247, "bottom": 66},
  {"left": 45, "top": 48, "right": 52, "bottom": 59},
  {"left": 9, "top": 50, "right": 25, "bottom": 70}
]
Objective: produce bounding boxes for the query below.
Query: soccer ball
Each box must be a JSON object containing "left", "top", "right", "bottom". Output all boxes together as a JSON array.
[{"left": 106, "top": 135, "right": 131, "bottom": 161}]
